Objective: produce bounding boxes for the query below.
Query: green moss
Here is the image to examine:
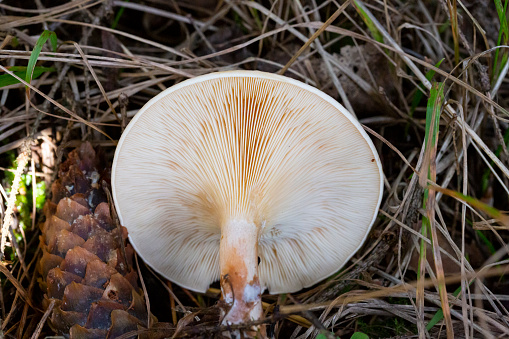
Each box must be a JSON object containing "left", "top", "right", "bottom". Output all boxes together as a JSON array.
[{"left": 3, "top": 153, "right": 46, "bottom": 260}]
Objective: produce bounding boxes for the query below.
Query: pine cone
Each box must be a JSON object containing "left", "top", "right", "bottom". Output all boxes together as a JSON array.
[{"left": 38, "top": 142, "right": 155, "bottom": 338}]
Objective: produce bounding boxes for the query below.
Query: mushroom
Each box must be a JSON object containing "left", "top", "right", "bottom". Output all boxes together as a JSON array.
[{"left": 112, "top": 71, "right": 383, "bottom": 334}]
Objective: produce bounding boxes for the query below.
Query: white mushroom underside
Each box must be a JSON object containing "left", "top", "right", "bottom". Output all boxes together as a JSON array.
[{"left": 112, "top": 72, "right": 382, "bottom": 294}]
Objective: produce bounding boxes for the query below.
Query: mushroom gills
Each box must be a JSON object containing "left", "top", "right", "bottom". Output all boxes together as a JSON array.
[{"left": 111, "top": 70, "right": 384, "bottom": 338}]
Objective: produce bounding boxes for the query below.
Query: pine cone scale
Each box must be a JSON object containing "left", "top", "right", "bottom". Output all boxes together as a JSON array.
[{"left": 39, "top": 143, "right": 154, "bottom": 337}]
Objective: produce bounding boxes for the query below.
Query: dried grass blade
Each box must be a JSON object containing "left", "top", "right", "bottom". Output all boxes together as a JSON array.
[
  {"left": 459, "top": 101, "right": 472, "bottom": 339},
  {"left": 0, "top": 64, "right": 113, "bottom": 141},
  {"left": 73, "top": 42, "right": 118, "bottom": 117},
  {"left": 429, "top": 185, "right": 509, "bottom": 227},
  {"left": 30, "top": 158, "right": 36, "bottom": 231},
  {"left": 0, "top": 263, "right": 32, "bottom": 308},
  {"left": 48, "top": 18, "right": 191, "bottom": 60},
  {"left": 279, "top": 264, "right": 509, "bottom": 313},
  {"left": 135, "top": 252, "right": 152, "bottom": 328},
  {"left": 111, "top": 1, "right": 214, "bottom": 30},
  {"left": 315, "top": 13, "right": 509, "bottom": 182},
  {"left": 278, "top": 0, "right": 350, "bottom": 75},
  {"left": 446, "top": 0, "right": 460, "bottom": 64},
  {"left": 30, "top": 299, "right": 55, "bottom": 339},
  {"left": 319, "top": 22, "right": 509, "bottom": 116},
  {"left": 0, "top": 0, "right": 103, "bottom": 30},
  {"left": 167, "top": 281, "right": 178, "bottom": 325}
]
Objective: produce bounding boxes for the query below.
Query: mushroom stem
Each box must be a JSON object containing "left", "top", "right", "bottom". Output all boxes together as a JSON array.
[{"left": 220, "top": 219, "right": 264, "bottom": 333}]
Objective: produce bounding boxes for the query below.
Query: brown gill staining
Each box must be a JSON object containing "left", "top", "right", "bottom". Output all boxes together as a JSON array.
[{"left": 314, "top": 227, "right": 327, "bottom": 236}]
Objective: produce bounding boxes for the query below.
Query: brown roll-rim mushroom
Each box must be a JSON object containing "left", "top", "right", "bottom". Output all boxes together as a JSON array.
[{"left": 111, "top": 70, "right": 383, "bottom": 332}]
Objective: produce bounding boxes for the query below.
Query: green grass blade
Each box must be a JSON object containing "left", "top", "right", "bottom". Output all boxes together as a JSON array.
[
  {"left": 495, "top": 0, "right": 508, "bottom": 39},
  {"left": 423, "top": 82, "right": 444, "bottom": 151},
  {"left": 418, "top": 81, "right": 447, "bottom": 336},
  {"left": 418, "top": 83, "right": 445, "bottom": 319},
  {"left": 49, "top": 32, "right": 58, "bottom": 52},
  {"left": 407, "top": 59, "right": 445, "bottom": 136},
  {"left": 492, "top": 0, "right": 509, "bottom": 78},
  {"left": 25, "top": 30, "right": 57, "bottom": 87},
  {"left": 353, "top": 0, "right": 384, "bottom": 43},
  {"left": 0, "top": 67, "right": 55, "bottom": 88},
  {"left": 111, "top": 0, "right": 130, "bottom": 29},
  {"left": 410, "top": 59, "right": 444, "bottom": 117},
  {"left": 426, "top": 285, "right": 463, "bottom": 330},
  {"left": 249, "top": 7, "right": 263, "bottom": 31},
  {"left": 476, "top": 230, "right": 497, "bottom": 255}
]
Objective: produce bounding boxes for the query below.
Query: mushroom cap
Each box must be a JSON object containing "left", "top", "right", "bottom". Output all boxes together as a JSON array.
[{"left": 112, "top": 71, "right": 383, "bottom": 294}]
